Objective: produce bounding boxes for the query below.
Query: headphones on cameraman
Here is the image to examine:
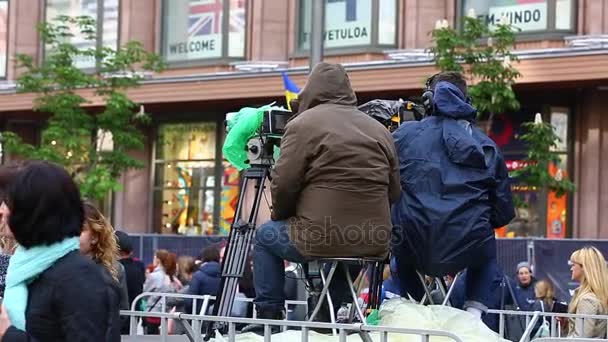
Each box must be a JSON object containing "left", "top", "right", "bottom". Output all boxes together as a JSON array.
[
  {"left": 421, "top": 73, "right": 438, "bottom": 115},
  {"left": 421, "top": 73, "right": 473, "bottom": 116}
]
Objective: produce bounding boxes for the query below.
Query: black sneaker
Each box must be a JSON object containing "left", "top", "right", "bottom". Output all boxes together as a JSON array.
[{"left": 240, "top": 307, "right": 286, "bottom": 335}]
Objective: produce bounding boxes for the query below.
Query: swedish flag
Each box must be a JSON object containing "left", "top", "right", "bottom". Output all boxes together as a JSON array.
[{"left": 281, "top": 71, "right": 300, "bottom": 111}]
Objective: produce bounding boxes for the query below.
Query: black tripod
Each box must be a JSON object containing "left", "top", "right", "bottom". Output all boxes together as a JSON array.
[{"left": 204, "top": 137, "right": 275, "bottom": 341}]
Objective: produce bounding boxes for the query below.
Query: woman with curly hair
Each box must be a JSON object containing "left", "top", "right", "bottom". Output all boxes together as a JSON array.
[
  {"left": 0, "top": 163, "right": 23, "bottom": 298},
  {"left": 568, "top": 246, "right": 608, "bottom": 338},
  {"left": 79, "top": 201, "right": 129, "bottom": 338}
]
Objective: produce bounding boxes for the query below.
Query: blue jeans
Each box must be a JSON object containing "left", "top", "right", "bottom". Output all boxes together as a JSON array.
[
  {"left": 392, "top": 237, "right": 500, "bottom": 312},
  {"left": 253, "top": 220, "right": 307, "bottom": 312}
]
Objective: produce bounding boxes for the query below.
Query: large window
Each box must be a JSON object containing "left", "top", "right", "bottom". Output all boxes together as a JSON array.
[
  {"left": 45, "top": 0, "right": 119, "bottom": 69},
  {"left": 462, "top": 0, "right": 575, "bottom": 34},
  {"left": 153, "top": 122, "right": 240, "bottom": 235},
  {"left": 297, "top": 0, "right": 397, "bottom": 52},
  {"left": 491, "top": 107, "right": 572, "bottom": 239},
  {"left": 0, "top": 1, "right": 7, "bottom": 79},
  {"left": 162, "top": 0, "right": 247, "bottom": 64}
]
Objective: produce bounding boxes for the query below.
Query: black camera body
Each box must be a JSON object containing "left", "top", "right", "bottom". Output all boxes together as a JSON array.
[{"left": 261, "top": 107, "right": 295, "bottom": 137}]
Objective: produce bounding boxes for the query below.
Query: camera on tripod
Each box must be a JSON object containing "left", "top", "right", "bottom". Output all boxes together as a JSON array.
[{"left": 261, "top": 107, "right": 294, "bottom": 137}]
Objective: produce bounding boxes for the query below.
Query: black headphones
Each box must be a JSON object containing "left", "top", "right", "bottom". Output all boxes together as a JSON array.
[{"left": 421, "top": 73, "right": 439, "bottom": 115}]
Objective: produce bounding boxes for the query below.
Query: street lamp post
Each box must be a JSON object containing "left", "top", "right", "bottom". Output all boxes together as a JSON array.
[{"left": 309, "top": 0, "right": 325, "bottom": 72}]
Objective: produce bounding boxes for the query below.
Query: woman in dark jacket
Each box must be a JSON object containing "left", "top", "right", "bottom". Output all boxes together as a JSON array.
[{"left": 0, "top": 161, "right": 118, "bottom": 342}]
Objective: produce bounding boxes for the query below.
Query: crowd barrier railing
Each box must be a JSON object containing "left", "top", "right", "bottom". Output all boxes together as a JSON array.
[
  {"left": 487, "top": 308, "right": 608, "bottom": 342},
  {"left": 123, "top": 292, "right": 465, "bottom": 342}
]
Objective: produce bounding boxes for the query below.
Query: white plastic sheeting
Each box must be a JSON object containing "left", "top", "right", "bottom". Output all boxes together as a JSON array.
[{"left": 212, "top": 299, "right": 509, "bottom": 341}]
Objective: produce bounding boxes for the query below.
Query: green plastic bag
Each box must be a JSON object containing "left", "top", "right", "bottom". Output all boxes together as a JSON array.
[
  {"left": 223, "top": 104, "right": 283, "bottom": 171},
  {"left": 366, "top": 309, "right": 380, "bottom": 325}
]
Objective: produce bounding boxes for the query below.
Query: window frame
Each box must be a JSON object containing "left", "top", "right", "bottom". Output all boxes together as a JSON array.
[
  {"left": 150, "top": 116, "right": 227, "bottom": 235},
  {"left": 42, "top": 0, "right": 122, "bottom": 71},
  {"left": 0, "top": 0, "right": 9, "bottom": 80},
  {"left": 292, "top": 0, "right": 399, "bottom": 57},
  {"left": 159, "top": 0, "right": 248, "bottom": 69},
  {"left": 456, "top": 0, "right": 578, "bottom": 41}
]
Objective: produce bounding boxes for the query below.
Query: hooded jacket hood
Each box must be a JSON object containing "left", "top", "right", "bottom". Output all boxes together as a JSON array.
[
  {"left": 433, "top": 81, "right": 476, "bottom": 120},
  {"left": 294, "top": 62, "right": 357, "bottom": 115},
  {"left": 434, "top": 81, "right": 487, "bottom": 169},
  {"left": 200, "top": 261, "right": 220, "bottom": 277}
]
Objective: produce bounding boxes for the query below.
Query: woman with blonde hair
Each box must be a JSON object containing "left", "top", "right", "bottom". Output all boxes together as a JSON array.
[
  {"left": 79, "top": 201, "right": 129, "bottom": 339},
  {"left": 567, "top": 246, "right": 608, "bottom": 338}
]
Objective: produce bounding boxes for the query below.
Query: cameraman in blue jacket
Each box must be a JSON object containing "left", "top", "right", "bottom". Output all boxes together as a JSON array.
[{"left": 391, "top": 72, "right": 515, "bottom": 319}]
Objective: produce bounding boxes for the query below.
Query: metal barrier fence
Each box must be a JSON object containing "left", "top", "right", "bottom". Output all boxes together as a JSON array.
[
  {"left": 123, "top": 292, "right": 465, "bottom": 342},
  {"left": 487, "top": 308, "right": 608, "bottom": 342},
  {"left": 123, "top": 293, "right": 608, "bottom": 342}
]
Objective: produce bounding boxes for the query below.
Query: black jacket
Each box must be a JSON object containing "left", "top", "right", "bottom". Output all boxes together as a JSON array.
[
  {"left": 2, "top": 251, "right": 120, "bottom": 342},
  {"left": 118, "top": 257, "right": 145, "bottom": 307},
  {"left": 185, "top": 261, "right": 221, "bottom": 314}
]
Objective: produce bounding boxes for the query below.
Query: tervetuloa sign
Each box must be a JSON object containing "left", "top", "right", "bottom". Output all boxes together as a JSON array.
[{"left": 300, "top": 0, "right": 372, "bottom": 49}]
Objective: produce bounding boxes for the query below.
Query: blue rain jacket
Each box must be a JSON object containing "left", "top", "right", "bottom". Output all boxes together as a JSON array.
[{"left": 391, "top": 81, "right": 515, "bottom": 277}]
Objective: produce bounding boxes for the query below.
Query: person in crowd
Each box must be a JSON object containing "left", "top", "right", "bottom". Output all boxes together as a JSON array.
[
  {"left": 185, "top": 246, "right": 221, "bottom": 315},
  {"left": 79, "top": 201, "right": 129, "bottom": 339},
  {"left": 146, "top": 263, "right": 155, "bottom": 277},
  {"left": 177, "top": 256, "right": 196, "bottom": 287},
  {"left": 143, "top": 249, "right": 182, "bottom": 334},
  {"left": 115, "top": 231, "right": 146, "bottom": 311},
  {"left": 567, "top": 246, "right": 608, "bottom": 338},
  {"left": 534, "top": 279, "right": 557, "bottom": 313},
  {"left": 0, "top": 161, "right": 117, "bottom": 341},
  {"left": 391, "top": 71, "right": 515, "bottom": 320},
  {"left": 244, "top": 62, "right": 400, "bottom": 331},
  {"left": 512, "top": 261, "right": 538, "bottom": 311}
]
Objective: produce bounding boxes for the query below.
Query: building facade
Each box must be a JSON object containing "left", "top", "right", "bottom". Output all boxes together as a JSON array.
[{"left": 0, "top": 0, "right": 606, "bottom": 238}]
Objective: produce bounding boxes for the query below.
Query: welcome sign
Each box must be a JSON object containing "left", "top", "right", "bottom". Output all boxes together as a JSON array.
[
  {"left": 164, "top": 0, "right": 246, "bottom": 62},
  {"left": 165, "top": 0, "right": 224, "bottom": 61},
  {"left": 300, "top": 0, "right": 372, "bottom": 49}
]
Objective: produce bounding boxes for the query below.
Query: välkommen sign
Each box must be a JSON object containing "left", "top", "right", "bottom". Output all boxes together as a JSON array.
[{"left": 479, "top": 2, "right": 547, "bottom": 32}]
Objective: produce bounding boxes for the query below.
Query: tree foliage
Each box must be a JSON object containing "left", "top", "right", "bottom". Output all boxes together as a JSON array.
[
  {"left": 430, "top": 15, "right": 521, "bottom": 124},
  {"left": 2, "top": 15, "right": 164, "bottom": 200},
  {"left": 510, "top": 115, "right": 576, "bottom": 204}
]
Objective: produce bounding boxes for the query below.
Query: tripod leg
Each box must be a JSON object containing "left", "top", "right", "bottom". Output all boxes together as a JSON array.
[{"left": 204, "top": 166, "right": 271, "bottom": 341}]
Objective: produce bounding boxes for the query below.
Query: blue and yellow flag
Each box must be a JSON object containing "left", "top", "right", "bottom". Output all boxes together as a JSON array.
[{"left": 281, "top": 71, "right": 300, "bottom": 111}]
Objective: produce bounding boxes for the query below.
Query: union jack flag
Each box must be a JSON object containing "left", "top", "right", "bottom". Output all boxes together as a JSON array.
[
  {"left": 188, "top": 0, "right": 246, "bottom": 37},
  {"left": 189, "top": 0, "right": 224, "bottom": 37},
  {"left": 230, "top": 0, "right": 246, "bottom": 33}
]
